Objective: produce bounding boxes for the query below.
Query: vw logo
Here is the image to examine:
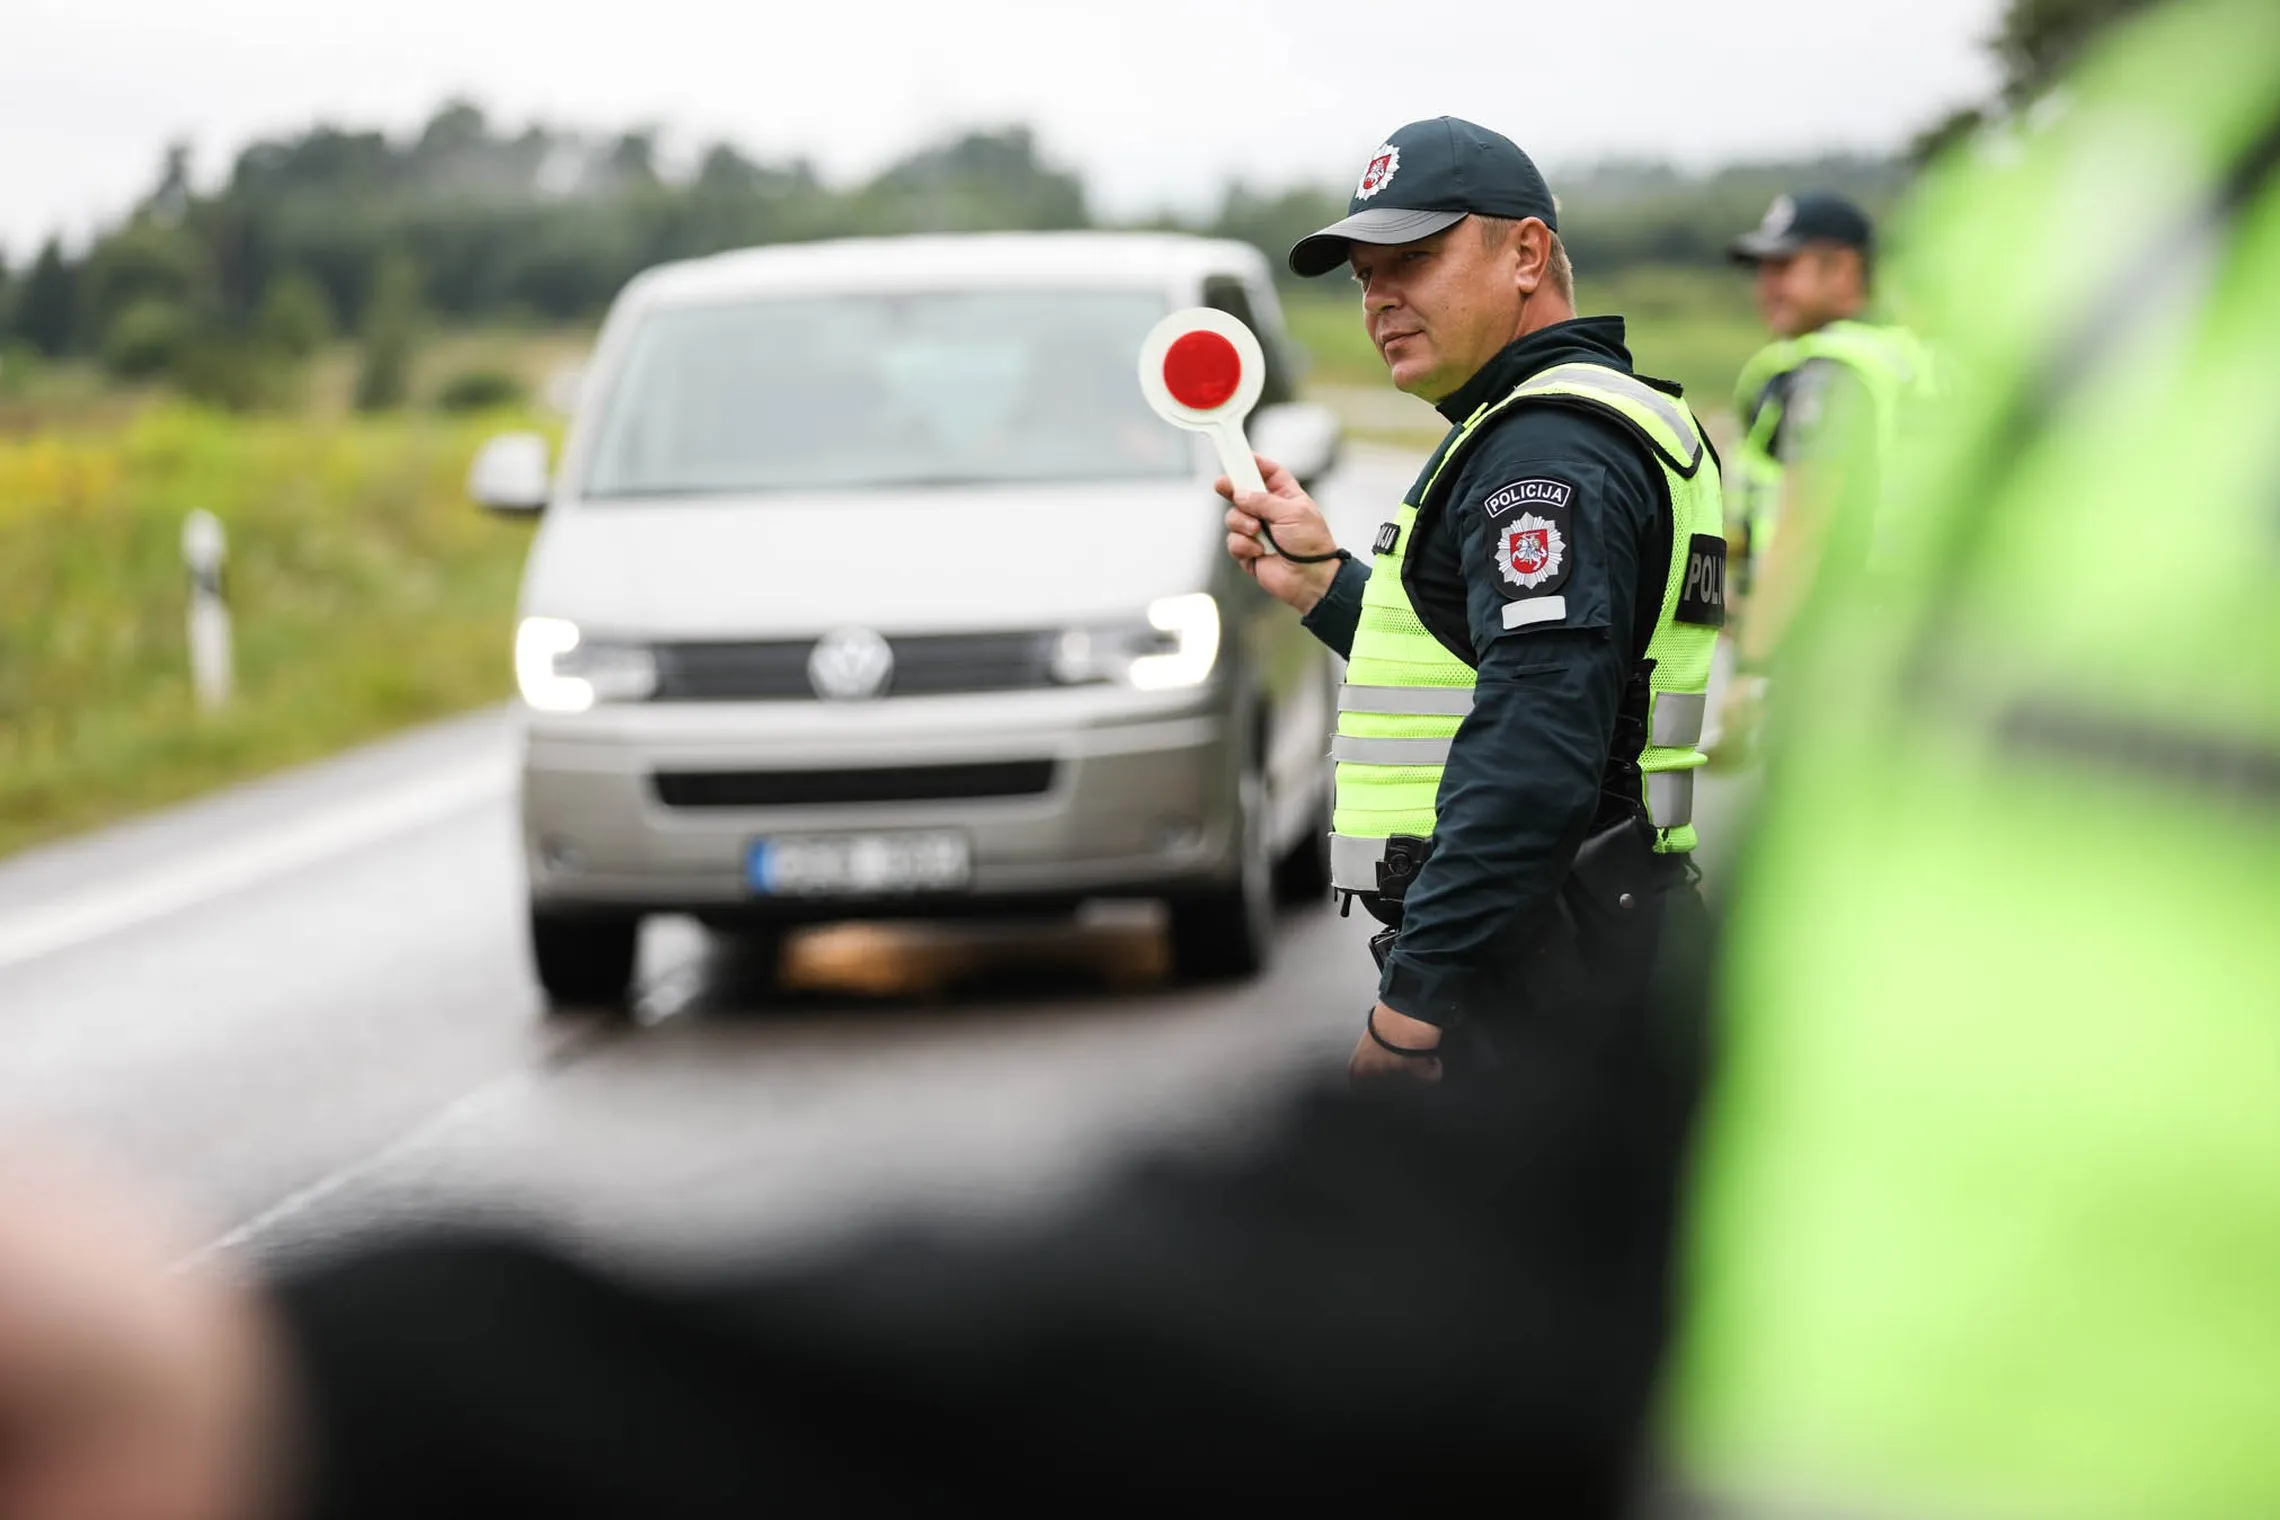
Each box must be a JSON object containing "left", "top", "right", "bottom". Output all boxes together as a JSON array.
[{"left": 808, "top": 627, "right": 894, "bottom": 701}]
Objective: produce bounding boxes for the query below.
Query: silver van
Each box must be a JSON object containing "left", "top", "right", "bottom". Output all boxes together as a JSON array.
[{"left": 472, "top": 233, "right": 1344, "bottom": 1010}]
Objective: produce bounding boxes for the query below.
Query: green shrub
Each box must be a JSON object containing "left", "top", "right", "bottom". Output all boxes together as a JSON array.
[
  {"left": 0, "top": 342, "right": 45, "bottom": 396},
  {"left": 354, "top": 254, "right": 423, "bottom": 411},
  {"left": 172, "top": 334, "right": 296, "bottom": 412},
  {"left": 434, "top": 368, "right": 527, "bottom": 412},
  {"left": 355, "top": 322, "right": 414, "bottom": 411},
  {"left": 101, "top": 298, "right": 194, "bottom": 378},
  {"left": 255, "top": 272, "right": 336, "bottom": 359}
]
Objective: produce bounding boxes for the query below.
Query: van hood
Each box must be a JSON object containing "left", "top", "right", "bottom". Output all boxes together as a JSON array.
[{"left": 519, "top": 478, "right": 1224, "bottom": 639}]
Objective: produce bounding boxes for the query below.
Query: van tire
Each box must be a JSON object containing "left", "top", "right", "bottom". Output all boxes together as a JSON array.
[
  {"left": 1273, "top": 774, "right": 1334, "bottom": 905},
  {"left": 530, "top": 907, "right": 639, "bottom": 1014},
  {"left": 1169, "top": 771, "right": 1275, "bottom": 981},
  {"left": 713, "top": 923, "right": 790, "bottom": 1005}
]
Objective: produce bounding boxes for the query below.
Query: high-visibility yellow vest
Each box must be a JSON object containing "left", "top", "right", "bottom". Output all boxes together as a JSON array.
[
  {"left": 1729, "top": 319, "right": 1932, "bottom": 579},
  {"left": 1329, "top": 362, "right": 1724, "bottom": 895}
]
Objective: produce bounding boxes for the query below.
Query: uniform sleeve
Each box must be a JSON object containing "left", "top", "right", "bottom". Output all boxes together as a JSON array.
[
  {"left": 1297, "top": 555, "right": 1370, "bottom": 660},
  {"left": 1377, "top": 431, "right": 1660, "bottom": 1025},
  {"left": 1771, "top": 358, "right": 1873, "bottom": 466},
  {"left": 1774, "top": 358, "right": 1882, "bottom": 583}
]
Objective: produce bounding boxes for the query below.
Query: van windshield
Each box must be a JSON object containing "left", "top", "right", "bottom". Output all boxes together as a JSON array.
[{"left": 581, "top": 289, "right": 1190, "bottom": 497}]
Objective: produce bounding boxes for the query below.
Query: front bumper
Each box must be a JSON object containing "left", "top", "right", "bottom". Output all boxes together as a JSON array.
[{"left": 521, "top": 688, "right": 1240, "bottom": 915}]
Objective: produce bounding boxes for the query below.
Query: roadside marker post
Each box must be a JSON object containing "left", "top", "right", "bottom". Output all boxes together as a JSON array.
[{"left": 181, "top": 509, "right": 233, "bottom": 711}]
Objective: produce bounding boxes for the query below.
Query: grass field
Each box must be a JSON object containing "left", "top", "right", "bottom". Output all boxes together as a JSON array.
[
  {"left": 0, "top": 406, "right": 542, "bottom": 857},
  {"left": 0, "top": 325, "right": 594, "bottom": 437},
  {"left": 1283, "top": 262, "right": 1765, "bottom": 442}
]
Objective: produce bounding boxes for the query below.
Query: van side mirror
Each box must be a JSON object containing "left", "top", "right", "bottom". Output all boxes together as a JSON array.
[
  {"left": 470, "top": 432, "right": 551, "bottom": 515},
  {"left": 1250, "top": 402, "right": 1342, "bottom": 487}
]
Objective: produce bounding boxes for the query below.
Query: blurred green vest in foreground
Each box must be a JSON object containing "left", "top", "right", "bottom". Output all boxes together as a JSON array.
[{"left": 1671, "top": 1, "right": 2280, "bottom": 1514}]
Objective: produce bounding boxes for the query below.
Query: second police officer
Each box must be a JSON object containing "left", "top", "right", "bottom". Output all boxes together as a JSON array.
[
  {"left": 1220, "top": 116, "right": 1729, "bottom": 1092},
  {"left": 1716, "top": 190, "right": 1933, "bottom": 759}
]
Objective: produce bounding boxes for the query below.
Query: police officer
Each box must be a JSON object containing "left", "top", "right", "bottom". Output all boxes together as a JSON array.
[
  {"left": 1219, "top": 116, "right": 1727, "bottom": 1087},
  {"left": 3, "top": 19, "right": 2273, "bottom": 1510},
  {"left": 1715, "top": 191, "right": 1930, "bottom": 759}
]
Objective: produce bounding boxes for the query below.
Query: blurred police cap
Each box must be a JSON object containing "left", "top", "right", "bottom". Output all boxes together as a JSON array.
[{"left": 1729, "top": 190, "right": 1875, "bottom": 263}]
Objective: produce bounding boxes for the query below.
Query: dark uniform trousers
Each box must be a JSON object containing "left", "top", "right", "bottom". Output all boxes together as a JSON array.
[{"left": 1441, "top": 836, "right": 1707, "bottom": 1095}]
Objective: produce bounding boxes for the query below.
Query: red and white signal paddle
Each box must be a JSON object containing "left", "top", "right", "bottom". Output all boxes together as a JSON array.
[{"left": 1138, "top": 307, "right": 1338, "bottom": 562}]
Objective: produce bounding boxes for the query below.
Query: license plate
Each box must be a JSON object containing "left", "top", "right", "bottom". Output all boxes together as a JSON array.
[{"left": 748, "top": 831, "right": 972, "bottom": 896}]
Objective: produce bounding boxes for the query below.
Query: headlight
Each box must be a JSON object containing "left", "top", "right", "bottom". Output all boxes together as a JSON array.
[
  {"left": 515, "top": 617, "right": 657, "bottom": 712},
  {"left": 1129, "top": 592, "right": 1221, "bottom": 690},
  {"left": 1052, "top": 593, "right": 1220, "bottom": 692}
]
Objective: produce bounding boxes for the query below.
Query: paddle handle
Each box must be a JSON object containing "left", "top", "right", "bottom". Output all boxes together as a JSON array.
[
  {"left": 1210, "top": 420, "right": 1267, "bottom": 495},
  {"left": 1208, "top": 420, "right": 1275, "bottom": 556}
]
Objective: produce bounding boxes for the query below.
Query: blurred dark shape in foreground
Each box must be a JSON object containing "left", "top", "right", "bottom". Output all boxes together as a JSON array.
[{"left": 0, "top": 1, "right": 2274, "bottom": 1516}]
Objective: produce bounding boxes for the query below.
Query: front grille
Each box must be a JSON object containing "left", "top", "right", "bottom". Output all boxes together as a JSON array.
[
  {"left": 652, "top": 642, "right": 811, "bottom": 700},
  {"left": 652, "top": 760, "right": 1056, "bottom": 809},
  {"left": 651, "top": 633, "right": 1061, "bottom": 701}
]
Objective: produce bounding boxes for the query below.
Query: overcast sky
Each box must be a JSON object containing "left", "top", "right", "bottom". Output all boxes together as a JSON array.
[{"left": 3, "top": 0, "right": 2004, "bottom": 259}]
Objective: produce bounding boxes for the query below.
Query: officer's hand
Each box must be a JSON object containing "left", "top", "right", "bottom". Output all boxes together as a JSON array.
[
  {"left": 1348, "top": 1003, "right": 1443, "bottom": 1089},
  {"left": 1219, "top": 455, "right": 1342, "bottom": 615},
  {"left": 0, "top": 1151, "right": 287, "bottom": 1520}
]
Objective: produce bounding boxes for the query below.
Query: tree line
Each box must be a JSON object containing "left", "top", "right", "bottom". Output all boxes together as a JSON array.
[
  {"left": 0, "top": 104, "right": 1896, "bottom": 412},
  {"left": 0, "top": 109, "right": 1104, "bottom": 409}
]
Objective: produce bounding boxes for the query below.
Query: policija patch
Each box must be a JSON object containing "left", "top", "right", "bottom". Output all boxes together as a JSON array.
[
  {"left": 1677, "top": 534, "right": 1727, "bottom": 626},
  {"left": 1482, "top": 478, "right": 1574, "bottom": 596}
]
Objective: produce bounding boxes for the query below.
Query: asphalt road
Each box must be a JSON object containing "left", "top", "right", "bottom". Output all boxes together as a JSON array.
[{"left": 0, "top": 444, "right": 1750, "bottom": 1278}]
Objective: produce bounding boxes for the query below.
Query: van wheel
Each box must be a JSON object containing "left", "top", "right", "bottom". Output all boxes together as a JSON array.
[
  {"left": 530, "top": 907, "right": 639, "bottom": 1014},
  {"left": 1169, "top": 771, "right": 1275, "bottom": 981},
  {"left": 712, "top": 922, "right": 790, "bottom": 1005},
  {"left": 1273, "top": 776, "right": 1334, "bottom": 905}
]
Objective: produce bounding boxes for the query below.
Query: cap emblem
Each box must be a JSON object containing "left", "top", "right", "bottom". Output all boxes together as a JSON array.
[
  {"left": 1355, "top": 145, "right": 1400, "bottom": 201},
  {"left": 1761, "top": 195, "right": 1797, "bottom": 235}
]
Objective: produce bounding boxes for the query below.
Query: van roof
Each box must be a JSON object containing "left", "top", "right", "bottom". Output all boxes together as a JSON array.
[{"left": 622, "top": 231, "right": 1274, "bottom": 308}]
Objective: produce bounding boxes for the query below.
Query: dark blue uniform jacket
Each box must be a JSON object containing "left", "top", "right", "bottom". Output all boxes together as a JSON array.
[{"left": 1301, "top": 317, "right": 1679, "bottom": 1026}]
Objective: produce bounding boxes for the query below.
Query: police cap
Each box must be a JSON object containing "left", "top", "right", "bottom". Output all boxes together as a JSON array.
[
  {"left": 1729, "top": 191, "right": 1875, "bottom": 263},
  {"left": 1288, "top": 117, "right": 1559, "bottom": 279}
]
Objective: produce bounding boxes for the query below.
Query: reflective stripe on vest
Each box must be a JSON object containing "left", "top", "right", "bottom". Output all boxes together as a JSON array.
[
  {"left": 1650, "top": 690, "right": 1708, "bottom": 748},
  {"left": 1647, "top": 768, "right": 1695, "bottom": 829},
  {"left": 1332, "top": 734, "right": 1454, "bottom": 766},
  {"left": 1329, "top": 363, "right": 1725, "bottom": 891},
  {"left": 1337, "top": 685, "right": 1475, "bottom": 716},
  {"left": 1332, "top": 760, "right": 1697, "bottom": 879},
  {"left": 1330, "top": 833, "right": 1397, "bottom": 891}
]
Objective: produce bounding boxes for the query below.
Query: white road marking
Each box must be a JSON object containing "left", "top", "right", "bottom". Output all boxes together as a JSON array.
[
  {"left": 0, "top": 756, "right": 511, "bottom": 973},
  {"left": 175, "top": 1065, "right": 541, "bottom": 1271},
  {"left": 176, "top": 952, "right": 688, "bottom": 1269}
]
